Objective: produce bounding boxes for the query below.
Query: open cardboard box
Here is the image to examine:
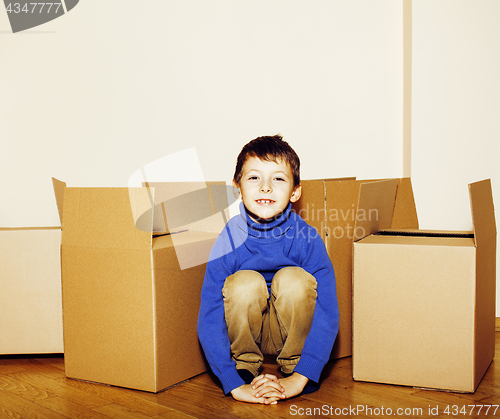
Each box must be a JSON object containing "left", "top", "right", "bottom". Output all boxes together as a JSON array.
[
  {"left": 0, "top": 227, "right": 63, "bottom": 354},
  {"left": 292, "top": 177, "right": 418, "bottom": 359},
  {"left": 352, "top": 179, "right": 496, "bottom": 392},
  {"left": 52, "top": 178, "right": 229, "bottom": 392}
]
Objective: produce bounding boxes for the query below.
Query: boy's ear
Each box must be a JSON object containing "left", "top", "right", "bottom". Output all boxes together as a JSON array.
[
  {"left": 290, "top": 184, "right": 302, "bottom": 203},
  {"left": 232, "top": 180, "right": 241, "bottom": 199}
]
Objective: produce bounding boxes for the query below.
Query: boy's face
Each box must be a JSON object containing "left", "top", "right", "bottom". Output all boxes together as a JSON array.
[{"left": 235, "top": 156, "right": 301, "bottom": 222}]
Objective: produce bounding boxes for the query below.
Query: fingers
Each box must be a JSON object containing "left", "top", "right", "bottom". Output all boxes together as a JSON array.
[
  {"left": 231, "top": 384, "right": 281, "bottom": 404},
  {"left": 263, "top": 396, "right": 282, "bottom": 405},
  {"left": 252, "top": 373, "right": 279, "bottom": 385},
  {"left": 232, "top": 373, "right": 292, "bottom": 405},
  {"left": 251, "top": 373, "right": 281, "bottom": 390},
  {"left": 254, "top": 383, "right": 285, "bottom": 396},
  {"left": 255, "top": 387, "right": 286, "bottom": 400},
  {"left": 254, "top": 395, "right": 282, "bottom": 405}
]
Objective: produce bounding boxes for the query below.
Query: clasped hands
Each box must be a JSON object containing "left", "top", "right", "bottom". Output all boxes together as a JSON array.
[{"left": 230, "top": 372, "right": 309, "bottom": 405}]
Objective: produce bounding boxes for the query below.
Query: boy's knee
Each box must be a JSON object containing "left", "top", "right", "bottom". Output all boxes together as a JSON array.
[
  {"left": 223, "top": 270, "right": 268, "bottom": 302},
  {"left": 272, "top": 267, "right": 317, "bottom": 300}
]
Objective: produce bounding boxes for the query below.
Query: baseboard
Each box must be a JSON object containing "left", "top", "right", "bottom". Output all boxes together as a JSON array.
[{"left": 496, "top": 317, "right": 500, "bottom": 332}]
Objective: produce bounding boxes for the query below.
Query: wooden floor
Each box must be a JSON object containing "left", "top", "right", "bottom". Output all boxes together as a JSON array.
[{"left": 1, "top": 333, "right": 498, "bottom": 419}]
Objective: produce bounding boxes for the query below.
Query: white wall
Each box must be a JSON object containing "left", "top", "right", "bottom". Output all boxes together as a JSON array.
[
  {"left": 0, "top": 0, "right": 404, "bottom": 228},
  {"left": 412, "top": 1, "right": 500, "bottom": 315},
  {"left": 2, "top": 1, "right": 497, "bottom": 313}
]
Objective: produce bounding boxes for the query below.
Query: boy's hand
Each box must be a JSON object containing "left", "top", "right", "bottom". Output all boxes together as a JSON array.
[
  {"left": 275, "top": 372, "right": 309, "bottom": 399},
  {"left": 230, "top": 372, "right": 310, "bottom": 404},
  {"left": 252, "top": 374, "right": 285, "bottom": 404},
  {"left": 230, "top": 374, "right": 285, "bottom": 404}
]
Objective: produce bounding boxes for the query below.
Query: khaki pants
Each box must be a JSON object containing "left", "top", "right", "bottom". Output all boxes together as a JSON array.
[{"left": 222, "top": 267, "right": 317, "bottom": 377}]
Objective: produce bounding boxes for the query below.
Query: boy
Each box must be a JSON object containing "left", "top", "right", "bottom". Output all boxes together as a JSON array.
[{"left": 197, "top": 135, "right": 339, "bottom": 404}]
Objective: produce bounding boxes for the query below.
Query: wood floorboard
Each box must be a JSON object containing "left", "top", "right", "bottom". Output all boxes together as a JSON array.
[
  {"left": 0, "top": 389, "right": 68, "bottom": 419},
  {"left": 0, "top": 332, "right": 498, "bottom": 418},
  {"left": 8, "top": 371, "right": 110, "bottom": 408}
]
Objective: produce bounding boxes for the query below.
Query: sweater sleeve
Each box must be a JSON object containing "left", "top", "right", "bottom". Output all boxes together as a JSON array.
[
  {"left": 293, "top": 231, "right": 340, "bottom": 383},
  {"left": 197, "top": 230, "right": 245, "bottom": 395}
]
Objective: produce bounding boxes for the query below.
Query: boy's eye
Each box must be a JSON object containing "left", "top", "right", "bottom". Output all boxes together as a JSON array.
[
  {"left": 248, "top": 176, "right": 259, "bottom": 180},
  {"left": 275, "top": 177, "right": 285, "bottom": 182}
]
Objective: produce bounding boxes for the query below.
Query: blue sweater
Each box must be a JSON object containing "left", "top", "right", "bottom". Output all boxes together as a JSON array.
[{"left": 197, "top": 202, "right": 339, "bottom": 395}]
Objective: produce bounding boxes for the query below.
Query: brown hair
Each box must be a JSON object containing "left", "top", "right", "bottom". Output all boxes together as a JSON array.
[{"left": 233, "top": 134, "right": 300, "bottom": 187}]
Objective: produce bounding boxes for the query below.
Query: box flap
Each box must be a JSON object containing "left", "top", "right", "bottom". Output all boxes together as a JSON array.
[
  {"left": 354, "top": 179, "right": 398, "bottom": 241},
  {"left": 154, "top": 230, "right": 219, "bottom": 270},
  {"left": 52, "top": 177, "right": 67, "bottom": 224},
  {"left": 63, "top": 188, "right": 153, "bottom": 249},
  {"left": 152, "top": 230, "right": 218, "bottom": 250},
  {"left": 469, "top": 179, "right": 496, "bottom": 247},
  {"left": 391, "top": 178, "right": 419, "bottom": 229},
  {"left": 130, "top": 187, "right": 156, "bottom": 234},
  {"left": 292, "top": 180, "right": 327, "bottom": 238},
  {"left": 291, "top": 177, "right": 357, "bottom": 239},
  {"left": 142, "top": 182, "right": 230, "bottom": 234}
]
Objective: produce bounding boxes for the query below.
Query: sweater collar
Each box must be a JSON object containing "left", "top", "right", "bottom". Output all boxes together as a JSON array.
[{"left": 238, "top": 201, "right": 292, "bottom": 238}]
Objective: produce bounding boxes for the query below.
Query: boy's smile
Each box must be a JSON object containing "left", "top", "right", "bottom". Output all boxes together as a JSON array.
[{"left": 236, "top": 156, "right": 301, "bottom": 222}]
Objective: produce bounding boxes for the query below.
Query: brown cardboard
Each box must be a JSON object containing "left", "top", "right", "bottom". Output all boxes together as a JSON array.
[
  {"left": 292, "top": 177, "right": 418, "bottom": 359},
  {"left": 52, "top": 177, "right": 66, "bottom": 223},
  {"left": 142, "top": 181, "right": 229, "bottom": 235},
  {"left": 53, "top": 179, "right": 228, "bottom": 392},
  {"left": 352, "top": 179, "right": 496, "bottom": 393},
  {"left": 0, "top": 227, "right": 63, "bottom": 354}
]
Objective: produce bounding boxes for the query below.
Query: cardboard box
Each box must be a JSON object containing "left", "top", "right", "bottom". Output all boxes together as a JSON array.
[
  {"left": 352, "top": 179, "right": 496, "bottom": 392},
  {"left": 52, "top": 178, "right": 229, "bottom": 392},
  {"left": 0, "top": 227, "right": 64, "bottom": 354},
  {"left": 292, "top": 177, "right": 418, "bottom": 359}
]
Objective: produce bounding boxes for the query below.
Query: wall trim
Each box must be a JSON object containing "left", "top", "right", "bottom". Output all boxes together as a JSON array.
[{"left": 403, "top": 0, "right": 412, "bottom": 177}]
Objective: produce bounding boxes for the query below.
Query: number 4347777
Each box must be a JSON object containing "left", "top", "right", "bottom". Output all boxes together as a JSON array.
[
  {"left": 6, "top": 3, "right": 63, "bottom": 14},
  {"left": 443, "top": 405, "right": 499, "bottom": 416}
]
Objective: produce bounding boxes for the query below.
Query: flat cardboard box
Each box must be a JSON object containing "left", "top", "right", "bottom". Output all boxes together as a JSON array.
[
  {"left": 352, "top": 179, "right": 496, "bottom": 392},
  {"left": 292, "top": 177, "right": 418, "bottom": 359},
  {"left": 0, "top": 227, "right": 64, "bottom": 354},
  {"left": 53, "top": 178, "right": 228, "bottom": 392}
]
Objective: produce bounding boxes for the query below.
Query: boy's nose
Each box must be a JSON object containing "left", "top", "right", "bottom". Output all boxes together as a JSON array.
[{"left": 260, "top": 183, "right": 272, "bottom": 193}]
